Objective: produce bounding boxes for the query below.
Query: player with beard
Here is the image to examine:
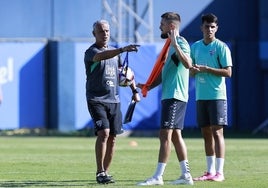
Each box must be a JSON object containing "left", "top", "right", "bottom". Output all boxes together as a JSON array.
[{"left": 137, "top": 12, "right": 194, "bottom": 186}]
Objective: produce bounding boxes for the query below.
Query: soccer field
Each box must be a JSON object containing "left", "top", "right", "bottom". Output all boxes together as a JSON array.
[{"left": 0, "top": 136, "right": 267, "bottom": 187}]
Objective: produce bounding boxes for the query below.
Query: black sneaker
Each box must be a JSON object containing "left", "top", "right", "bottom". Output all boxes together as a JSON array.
[{"left": 96, "top": 171, "right": 115, "bottom": 184}]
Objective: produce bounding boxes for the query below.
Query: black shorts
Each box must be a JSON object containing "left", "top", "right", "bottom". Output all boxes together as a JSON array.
[
  {"left": 197, "top": 100, "right": 228, "bottom": 127},
  {"left": 87, "top": 100, "right": 123, "bottom": 135},
  {"left": 161, "top": 99, "right": 187, "bottom": 130}
]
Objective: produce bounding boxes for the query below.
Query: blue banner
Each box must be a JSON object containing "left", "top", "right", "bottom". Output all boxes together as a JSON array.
[{"left": 0, "top": 42, "right": 46, "bottom": 129}]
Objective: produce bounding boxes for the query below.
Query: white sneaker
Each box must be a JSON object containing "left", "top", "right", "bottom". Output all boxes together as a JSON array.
[
  {"left": 137, "top": 176, "right": 164, "bottom": 186},
  {"left": 170, "top": 173, "right": 194, "bottom": 185}
]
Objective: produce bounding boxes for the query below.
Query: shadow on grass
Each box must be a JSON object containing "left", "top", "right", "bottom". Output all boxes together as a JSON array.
[
  {"left": 0, "top": 180, "right": 144, "bottom": 187},
  {"left": 0, "top": 180, "right": 96, "bottom": 187}
]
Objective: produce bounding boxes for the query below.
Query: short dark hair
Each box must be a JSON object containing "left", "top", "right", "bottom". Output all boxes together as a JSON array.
[
  {"left": 201, "top": 13, "right": 218, "bottom": 25},
  {"left": 161, "top": 12, "right": 181, "bottom": 23}
]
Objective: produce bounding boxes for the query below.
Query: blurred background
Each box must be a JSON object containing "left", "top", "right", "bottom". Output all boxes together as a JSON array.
[{"left": 0, "top": 0, "right": 267, "bottom": 135}]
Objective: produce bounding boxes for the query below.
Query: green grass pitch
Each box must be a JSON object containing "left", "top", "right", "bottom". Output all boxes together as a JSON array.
[{"left": 0, "top": 136, "right": 267, "bottom": 187}]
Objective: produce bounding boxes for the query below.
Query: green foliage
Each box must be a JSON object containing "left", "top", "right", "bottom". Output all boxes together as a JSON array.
[{"left": 0, "top": 137, "right": 267, "bottom": 187}]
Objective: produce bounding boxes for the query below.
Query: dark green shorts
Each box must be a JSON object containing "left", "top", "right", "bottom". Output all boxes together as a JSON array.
[
  {"left": 87, "top": 100, "right": 123, "bottom": 135},
  {"left": 197, "top": 100, "right": 228, "bottom": 127},
  {"left": 161, "top": 99, "right": 187, "bottom": 130}
]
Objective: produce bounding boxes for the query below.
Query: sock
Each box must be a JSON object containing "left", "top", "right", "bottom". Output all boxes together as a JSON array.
[
  {"left": 180, "top": 160, "right": 190, "bottom": 175},
  {"left": 153, "top": 162, "right": 166, "bottom": 178},
  {"left": 96, "top": 171, "right": 105, "bottom": 176},
  {"left": 206, "top": 156, "right": 216, "bottom": 175},
  {"left": 216, "top": 158, "right": 224, "bottom": 175}
]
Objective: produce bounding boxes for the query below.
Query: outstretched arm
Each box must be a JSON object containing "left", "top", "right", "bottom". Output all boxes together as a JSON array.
[
  {"left": 93, "top": 44, "right": 140, "bottom": 62},
  {"left": 136, "top": 74, "right": 162, "bottom": 92}
]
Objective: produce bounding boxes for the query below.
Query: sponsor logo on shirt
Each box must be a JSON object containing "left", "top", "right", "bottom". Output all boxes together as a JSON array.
[
  {"left": 209, "top": 49, "right": 216, "bottom": 56},
  {"left": 106, "top": 80, "right": 115, "bottom": 87},
  {"left": 105, "top": 65, "right": 116, "bottom": 77}
]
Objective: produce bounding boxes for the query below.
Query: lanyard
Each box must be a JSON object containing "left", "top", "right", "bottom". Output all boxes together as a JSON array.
[{"left": 120, "top": 52, "right": 129, "bottom": 74}]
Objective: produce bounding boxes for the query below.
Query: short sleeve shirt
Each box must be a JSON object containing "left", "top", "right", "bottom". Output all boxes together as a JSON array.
[
  {"left": 161, "top": 36, "right": 190, "bottom": 102},
  {"left": 191, "top": 39, "right": 232, "bottom": 100},
  {"left": 84, "top": 44, "right": 120, "bottom": 103}
]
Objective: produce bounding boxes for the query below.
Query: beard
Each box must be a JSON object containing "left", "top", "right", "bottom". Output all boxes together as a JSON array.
[
  {"left": 160, "top": 32, "right": 170, "bottom": 39},
  {"left": 161, "top": 33, "right": 168, "bottom": 39}
]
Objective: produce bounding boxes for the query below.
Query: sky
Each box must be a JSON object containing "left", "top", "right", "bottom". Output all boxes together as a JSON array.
[{"left": 87, "top": 0, "right": 214, "bottom": 42}]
